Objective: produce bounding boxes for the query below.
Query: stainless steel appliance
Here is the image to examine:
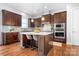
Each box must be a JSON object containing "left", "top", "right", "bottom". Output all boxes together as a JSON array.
[{"left": 54, "top": 23, "right": 65, "bottom": 38}]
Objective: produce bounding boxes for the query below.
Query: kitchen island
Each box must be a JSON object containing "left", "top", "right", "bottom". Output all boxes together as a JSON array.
[{"left": 20, "top": 32, "right": 53, "bottom": 56}]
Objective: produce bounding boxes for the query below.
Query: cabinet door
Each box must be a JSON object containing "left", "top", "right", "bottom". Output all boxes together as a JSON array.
[
  {"left": 35, "top": 18, "right": 41, "bottom": 27},
  {"left": 3, "top": 32, "right": 18, "bottom": 45},
  {"left": 43, "top": 14, "right": 51, "bottom": 23},
  {"left": 12, "top": 13, "right": 21, "bottom": 26},
  {"left": 12, "top": 32, "right": 19, "bottom": 42},
  {"left": 60, "top": 11, "right": 66, "bottom": 23},
  {"left": 51, "top": 15, "right": 54, "bottom": 24},
  {"left": 28, "top": 18, "right": 35, "bottom": 27},
  {"left": 54, "top": 13, "right": 61, "bottom": 23},
  {"left": 11, "top": 12, "right": 15, "bottom": 26},
  {"left": 14, "top": 14, "right": 18, "bottom": 26},
  {"left": 54, "top": 11, "right": 66, "bottom": 23},
  {"left": 2, "top": 10, "right": 12, "bottom": 25},
  {"left": 31, "top": 22, "right": 35, "bottom": 27},
  {"left": 16, "top": 14, "right": 21, "bottom": 26},
  {"left": 6, "top": 33, "right": 13, "bottom": 44}
]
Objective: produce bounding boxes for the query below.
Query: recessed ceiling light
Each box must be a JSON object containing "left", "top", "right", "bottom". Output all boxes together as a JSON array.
[
  {"left": 34, "top": 10, "right": 36, "bottom": 12},
  {"left": 44, "top": 6, "right": 47, "bottom": 9}
]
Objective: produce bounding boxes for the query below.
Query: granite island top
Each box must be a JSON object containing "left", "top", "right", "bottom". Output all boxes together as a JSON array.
[{"left": 20, "top": 32, "right": 53, "bottom": 35}]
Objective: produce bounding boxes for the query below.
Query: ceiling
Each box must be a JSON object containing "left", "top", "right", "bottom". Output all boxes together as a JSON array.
[{"left": 4, "top": 3, "right": 67, "bottom": 18}]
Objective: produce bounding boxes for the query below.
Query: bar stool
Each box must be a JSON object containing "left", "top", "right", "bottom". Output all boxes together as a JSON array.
[
  {"left": 22, "top": 34, "right": 30, "bottom": 48},
  {"left": 28, "top": 35, "right": 38, "bottom": 50},
  {"left": 33, "top": 35, "right": 38, "bottom": 48}
]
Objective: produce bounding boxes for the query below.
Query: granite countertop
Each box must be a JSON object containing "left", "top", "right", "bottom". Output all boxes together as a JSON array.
[{"left": 20, "top": 32, "right": 53, "bottom": 35}]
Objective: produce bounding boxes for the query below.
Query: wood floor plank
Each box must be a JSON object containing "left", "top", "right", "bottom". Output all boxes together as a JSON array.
[
  {"left": 0, "top": 42, "right": 79, "bottom": 56},
  {"left": 48, "top": 43, "right": 79, "bottom": 56},
  {"left": 0, "top": 42, "right": 38, "bottom": 56}
]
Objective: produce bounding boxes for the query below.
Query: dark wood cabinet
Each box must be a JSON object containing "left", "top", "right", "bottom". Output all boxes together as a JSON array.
[
  {"left": 28, "top": 14, "right": 51, "bottom": 27},
  {"left": 15, "top": 14, "right": 21, "bottom": 26},
  {"left": 2, "top": 10, "right": 12, "bottom": 25},
  {"left": 60, "top": 11, "right": 66, "bottom": 22},
  {"left": 28, "top": 18, "right": 35, "bottom": 27},
  {"left": 35, "top": 18, "right": 41, "bottom": 27},
  {"left": 2, "top": 10, "right": 21, "bottom": 26},
  {"left": 54, "top": 13, "right": 60, "bottom": 23},
  {"left": 3, "top": 32, "right": 19, "bottom": 45},
  {"left": 53, "top": 11, "right": 66, "bottom": 43},
  {"left": 50, "top": 15, "right": 54, "bottom": 24},
  {"left": 54, "top": 11, "right": 66, "bottom": 23},
  {"left": 43, "top": 14, "right": 51, "bottom": 23}
]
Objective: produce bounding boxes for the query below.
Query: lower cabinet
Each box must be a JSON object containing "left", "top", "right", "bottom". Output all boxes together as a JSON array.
[{"left": 2, "top": 32, "right": 19, "bottom": 45}]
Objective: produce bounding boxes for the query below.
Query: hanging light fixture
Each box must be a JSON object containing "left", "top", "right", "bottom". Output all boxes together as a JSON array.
[
  {"left": 41, "top": 16, "right": 45, "bottom": 21},
  {"left": 41, "top": 3, "right": 45, "bottom": 21},
  {"left": 31, "top": 18, "right": 34, "bottom": 22},
  {"left": 31, "top": 3, "right": 34, "bottom": 23}
]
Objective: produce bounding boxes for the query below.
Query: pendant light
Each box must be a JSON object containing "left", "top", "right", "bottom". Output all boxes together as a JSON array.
[
  {"left": 41, "top": 16, "right": 45, "bottom": 21},
  {"left": 31, "top": 18, "right": 34, "bottom": 23},
  {"left": 41, "top": 3, "right": 45, "bottom": 21},
  {"left": 31, "top": 3, "right": 34, "bottom": 23}
]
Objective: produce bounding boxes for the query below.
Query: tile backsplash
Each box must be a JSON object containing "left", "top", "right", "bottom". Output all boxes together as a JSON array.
[{"left": 2, "top": 26, "right": 21, "bottom": 32}]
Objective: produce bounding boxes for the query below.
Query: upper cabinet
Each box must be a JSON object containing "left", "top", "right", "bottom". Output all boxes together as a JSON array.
[
  {"left": 43, "top": 14, "right": 51, "bottom": 23},
  {"left": 2, "top": 10, "right": 21, "bottom": 26},
  {"left": 28, "top": 11, "right": 66, "bottom": 27},
  {"left": 2, "top": 10, "right": 12, "bottom": 25},
  {"left": 54, "top": 11, "right": 66, "bottom": 23},
  {"left": 50, "top": 15, "right": 54, "bottom": 24},
  {"left": 28, "top": 18, "right": 35, "bottom": 27},
  {"left": 28, "top": 18, "right": 41, "bottom": 27},
  {"left": 60, "top": 11, "right": 66, "bottom": 22},
  {"left": 35, "top": 18, "right": 41, "bottom": 27}
]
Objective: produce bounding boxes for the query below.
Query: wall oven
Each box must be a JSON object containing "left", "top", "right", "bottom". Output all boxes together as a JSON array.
[
  {"left": 54, "top": 31, "right": 65, "bottom": 38},
  {"left": 54, "top": 23, "right": 65, "bottom": 39}
]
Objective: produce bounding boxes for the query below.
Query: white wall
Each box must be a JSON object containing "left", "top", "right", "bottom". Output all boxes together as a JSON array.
[
  {"left": 67, "top": 4, "right": 79, "bottom": 45},
  {"left": 0, "top": 11, "right": 2, "bottom": 45},
  {"left": 0, "top": 4, "right": 27, "bottom": 17}
]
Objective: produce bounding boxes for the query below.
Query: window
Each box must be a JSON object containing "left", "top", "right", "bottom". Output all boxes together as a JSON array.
[{"left": 21, "top": 19, "right": 28, "bottom": 28}]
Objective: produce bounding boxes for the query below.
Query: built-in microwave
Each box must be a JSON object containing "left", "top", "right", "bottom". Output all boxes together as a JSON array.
[{"left": 54, "top": 23, "right": 65, "bottom": 30}]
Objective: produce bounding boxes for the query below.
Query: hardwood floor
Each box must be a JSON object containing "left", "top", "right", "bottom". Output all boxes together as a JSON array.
[
  {"left": 0, "top": 42, "right": 38, "bottom": 56},
  {"left": 48, "top": 43, "right": 79, "bottom": 56},
  {"left": 0, "top": 42, "right": 79, "bottom": 56}
]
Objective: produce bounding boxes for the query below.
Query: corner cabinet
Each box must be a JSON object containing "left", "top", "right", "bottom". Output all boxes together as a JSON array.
[{"left": 2, "top": 10, "right": 21, "bottom": 26}]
